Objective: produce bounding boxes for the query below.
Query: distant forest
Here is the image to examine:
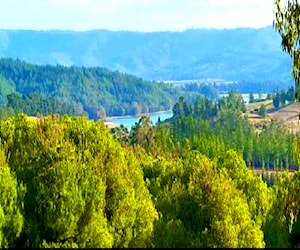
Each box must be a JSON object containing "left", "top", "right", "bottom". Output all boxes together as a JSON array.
[{"left": 0, "top": 58, "right": 184, "bottom": 119}]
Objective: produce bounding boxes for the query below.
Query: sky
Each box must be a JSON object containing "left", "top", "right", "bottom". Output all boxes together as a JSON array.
[{"left": 0, "top": 0, "right": 275, "bottom": 31}]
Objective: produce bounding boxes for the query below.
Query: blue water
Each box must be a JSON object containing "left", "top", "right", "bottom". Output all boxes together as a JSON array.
[{"left": 108, "top": 111, "right": 173, "bottom": 130}]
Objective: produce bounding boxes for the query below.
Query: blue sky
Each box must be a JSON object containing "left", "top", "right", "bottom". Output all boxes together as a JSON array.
[{"left": 0, "top": 0, "right": 275, "bottom": 31}]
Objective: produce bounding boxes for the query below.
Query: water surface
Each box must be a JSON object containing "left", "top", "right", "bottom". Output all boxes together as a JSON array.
[{"left": 108, "top": 111, "right": 173, "bottom": 130}]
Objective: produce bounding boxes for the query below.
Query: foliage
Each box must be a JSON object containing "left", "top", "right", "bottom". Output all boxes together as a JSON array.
[
  {"left": 258, "top": 105, "right": 267, "bottom": 117},
  {"left": 272, "top": 86, "right": 296, "bottom": 108},
  {"left": 218, "top": 91, "right": 246, "bottom": 114},
  {"left": 0, "top": 114, "right": 157, "bottom": 248},
  {"left": 0, "top": 106, "right": 299, "bottom": 248},
  {"left": 249, "top": 92, "right": 255, "bottom": 103},
  {"left": 148, "top": 95, "right": 298, "bottom": 170},
  {"left": 183, "top": 83, "right": 219, "bottom": 101},
  {"left": 0, "top": 58, "right": 183, "bottom": 119},
  {"left": 142, "top": 151, "right": 266, "bottom": 248},
  {"left": 0, "top": 148, "right": 24, "bottom": 248},
  {"left": 274, "top": 0, "right": 300, "bottom": 100},
  {"left": 263, "top": 171, "right": 300, "bottom": 248}
]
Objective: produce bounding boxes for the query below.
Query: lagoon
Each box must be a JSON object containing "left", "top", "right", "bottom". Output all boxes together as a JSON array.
[{"left": 107, "top": 111, "right": 173, "bottom": 130}]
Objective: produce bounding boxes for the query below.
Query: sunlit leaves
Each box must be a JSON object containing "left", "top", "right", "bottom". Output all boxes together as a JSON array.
[
  {"left": 0, "top": 148, "right": 24, "bottom": 248},
  {"left": 274, "top": 0, "right": 300, "bottom": 99},
  {"left": 143, "top": 150, "right": 266, "bottom": 248},
  {"left": 0, "top": 114, "right": 157, "bottom": 248}
]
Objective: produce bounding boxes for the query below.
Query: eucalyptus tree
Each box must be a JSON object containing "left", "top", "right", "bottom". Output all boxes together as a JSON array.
[{"left": 274, "top": 0, "right": 300, "bottom": 100}]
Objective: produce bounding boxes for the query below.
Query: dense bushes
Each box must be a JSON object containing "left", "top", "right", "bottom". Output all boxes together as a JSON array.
[
  {"left": 0, "top": 114, "right": 157, "bottom": 248},
  {"left": 0, "top": 113, "right": 299, "bottom": 248}
]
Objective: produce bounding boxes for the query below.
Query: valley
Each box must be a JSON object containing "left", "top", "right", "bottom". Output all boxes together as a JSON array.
[{"left": 0, "top": 3, "right": 299, "bottom": 246}]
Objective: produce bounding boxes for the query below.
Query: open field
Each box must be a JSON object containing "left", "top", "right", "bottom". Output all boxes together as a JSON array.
[
  {"left": 246, "top": 100, "right": 273, "bottom": 113},
  {"left": 267, "top": 102, "right": 300, "bottom": 133},
  {"left": 247, "top": 101, "right": 300, "bottom": 134},
  {"left": 268, "top": 102, "right": 300, "bottom": 120}
]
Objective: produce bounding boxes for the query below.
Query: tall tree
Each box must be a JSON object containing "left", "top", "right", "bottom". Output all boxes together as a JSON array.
[
  {"left": 249, "top": 92, "right": 255, "bottom": 103},
  {"left": 274, "top": 0, "right": 300, "bottom": 100},
  {"left": 0, "top": 148, "right": 24, "bottom": 248}
]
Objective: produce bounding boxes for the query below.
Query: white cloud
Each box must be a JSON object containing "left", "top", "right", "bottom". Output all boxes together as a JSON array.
[{"left": 0, "top": 0, "right": 275, "bottom": 31}]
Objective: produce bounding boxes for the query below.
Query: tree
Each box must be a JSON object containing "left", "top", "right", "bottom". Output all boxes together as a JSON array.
[
  {"left": 267, "top": 93, "right": 272, "bottom": 100},
  {"left": 97, "top": 106, "right": 106, "bottom": 120},
  {"left": 129, "top": 116, "right": 154, "bottom": 152},
  {"left": 286, "top": 86, "right": 295, "bottom": 102},
  {"left": 193, "top": 96, "right": 217, "bottom": 120},
  {"left": 249, "top": 92, "right": 255, "bottom": 103},
  {"left": 264, "top": 171, "right": 300, "bottom": 248},
  {"left": 280, "top": 90, "right": 287, "bottom": 105},
  {"left": 218, "top": 91, "right": 246, "bottom": 114},
  {"left": 273, "top": 92, "right": 281, "bottom": 108},
  {"left": 0, "top": 148, "right": 24, "bottom": 248},
  {"left": 6, "top": 93, "right": 24, "bottom": 113},
  {"left": 143, "top": 151, "right": 266, "bottom": 248},
  {"left": 172, "top": 97, "right": 192, "bottom": 117},
  {"left": 111, "top": 124, "right": 129, "bottom": 145},
  {"left": 292, "top": 138, "right": 300, "bottom": 165},
  {"left": 258, "top": 105, "right": 267, "bottom": 118},
  {"left": 0, "top": 114, "right": 158, "bottom": 248},
  {"left": 274, "top": 0, "right": 300, "bottom": 101}
]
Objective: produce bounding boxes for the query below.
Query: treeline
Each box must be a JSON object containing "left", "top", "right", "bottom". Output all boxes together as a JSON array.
[
  {"left": 114, "top": 91, "right": 299, "bottom": 170},
  {"left": 216, "top": 79, "right": 294, "bottom": 94},
  {"left": 0, "top": 58, "right": 183, "bottom": 119},
  {"left": 271, "top": 86, "right": 296, "bottom": 108},
  {"left": 171, "top": 93, "right": 298, "bottom": 170},
  {"left": 182, "top": 83, "right": 219, "bottom": 101},
  {"left": 0, "top": 113, "right": 300, "bottom": 248}
]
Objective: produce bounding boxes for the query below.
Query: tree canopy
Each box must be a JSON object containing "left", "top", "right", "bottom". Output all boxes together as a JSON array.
[
  {"left": 0, "top": 58, "right": 183, "bottom": 119},
  {"left": 274, "top": 0, "right": 300, "bottom": 100}
]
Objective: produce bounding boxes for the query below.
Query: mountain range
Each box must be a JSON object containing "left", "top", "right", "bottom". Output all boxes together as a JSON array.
[{"left": 0, "top": 26, "right": 293, "bottom": 82}]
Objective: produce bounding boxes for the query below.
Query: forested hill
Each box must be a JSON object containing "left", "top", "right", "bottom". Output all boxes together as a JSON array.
[
  {"left": 0, "top": 26, "right": 292, "bottom": 81},
  {"left": 0, "top": 58, "right": 182, "bottom": 119}
]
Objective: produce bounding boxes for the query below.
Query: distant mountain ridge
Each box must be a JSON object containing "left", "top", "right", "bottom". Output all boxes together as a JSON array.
[{"left": 0, "top": 26, "right": 293, "bottom": 81}]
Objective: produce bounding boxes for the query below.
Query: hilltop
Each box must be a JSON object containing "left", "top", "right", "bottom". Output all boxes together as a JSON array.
[
  {"left": 0, "top": 26, "right": 293, "bottom": 82},
  {"left": 0, "top": 58, "right": 183, "bottom": 119}
]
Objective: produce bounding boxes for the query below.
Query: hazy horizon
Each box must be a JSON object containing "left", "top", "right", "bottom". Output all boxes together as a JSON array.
[{"left": 0, "top": 25, "right": 274, "bottom": 33}]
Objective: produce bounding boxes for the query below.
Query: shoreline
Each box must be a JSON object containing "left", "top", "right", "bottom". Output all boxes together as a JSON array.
[{"left": 105, "top": 110, "right": 172, "bottom": 121}]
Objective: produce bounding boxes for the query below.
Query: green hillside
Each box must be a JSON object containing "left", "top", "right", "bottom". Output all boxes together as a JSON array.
[
  {"left": 0, "top": 58, "right": 182, "bottom": 119},
  {"left": 0, "top": 74, "right": 15, "bottom": 105}
]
